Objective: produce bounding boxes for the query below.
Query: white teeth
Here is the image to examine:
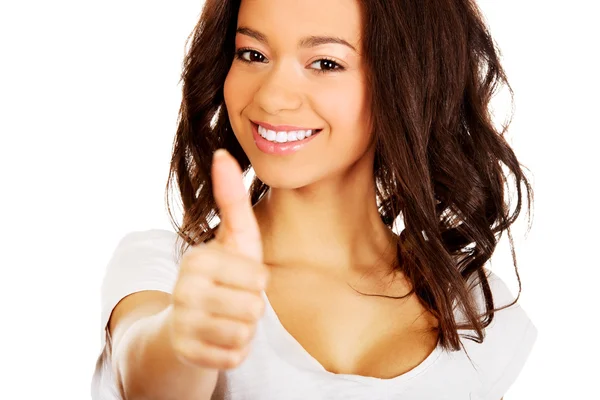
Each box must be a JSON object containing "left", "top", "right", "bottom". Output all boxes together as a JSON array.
[
  {"left": 276, "top": 131, "right": 287, "bottom": 143},
  {"left": 257, "top": 124, "right": 316, "bottom": 143}
]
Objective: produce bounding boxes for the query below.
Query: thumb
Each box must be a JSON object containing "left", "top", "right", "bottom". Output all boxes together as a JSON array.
[{"left": 211, "top": 148, "right": 263, "bottom": 262}]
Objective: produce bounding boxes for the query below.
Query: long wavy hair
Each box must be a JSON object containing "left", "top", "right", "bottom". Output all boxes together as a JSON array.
[{"left": 164, "top": 0, "right": 534, "bottom": 352}]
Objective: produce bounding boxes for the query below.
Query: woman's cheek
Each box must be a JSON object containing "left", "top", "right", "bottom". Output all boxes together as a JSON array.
[{"left": 319, "top": 85, "right": 366, "bottom": 132}]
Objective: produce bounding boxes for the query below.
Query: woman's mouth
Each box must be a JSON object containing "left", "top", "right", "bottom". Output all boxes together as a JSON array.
[
  {"left": 251, "top": 122, "right": 323, "bottom": 155},
  {"left": 256, "top": 124, "right": 322, "bottom": 143}
]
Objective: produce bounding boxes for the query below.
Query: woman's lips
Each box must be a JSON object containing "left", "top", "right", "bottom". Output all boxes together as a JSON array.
[
  {"left": 251, "top": 120, "right": 320, "bottom": 132},
  {"left": 252, "top": 123, "right": 322, "bottom": 156}
]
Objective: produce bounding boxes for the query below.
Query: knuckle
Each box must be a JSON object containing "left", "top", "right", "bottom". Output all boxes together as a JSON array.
[
  {"left": 186, "top": 351, "right": 209, "bottom": 367},
  {"left": 173, "top": 311, "right": 208, "bottom": 341},
  {"left": 203, "top": 288, "right": 227, "bottom": 312},
  {"left": 184, "top": 245, "right": 220, "bottom": 273},
  {"left": 180, "top": 248, "right": 201, "bottom": 271},
  {"left": 257, "top": 266, "right": 270, "bottom": 282},
  {"left": 173, "top": 283, "right": 197, "bottom": 307},
  {"left": 238, "top": 344, "right": 252, "bottom": 363},
  {"left": 172, "top": 339, "right": 197, "bottom": 362},
  {"left": 222, "top": 351, "right": 241, "bottom": 369},
  {"left": 230, "top": 324, "right": 251, "bottom": 348},
  {"left": 253, "top": 270, "right": 268, "bottom": 290},
  {"left": 247, "top": 298, "right": 265, "bottom": 320},
  {"left": 225, "top": 345, "right": 250, "bottom": 369},
  {"left": 179, "top": 342, "right": 213, "bottom": 368},
  {"left": 174, "top": 276, "right": 213, "bottom": 308},
  {"left": 171, "top": 286, "right": 187, "bottom": 305}
]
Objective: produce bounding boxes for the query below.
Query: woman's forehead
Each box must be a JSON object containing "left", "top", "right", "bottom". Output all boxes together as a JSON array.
[{"left": 237, "top": 0, "right": 363, "bottom": 47}]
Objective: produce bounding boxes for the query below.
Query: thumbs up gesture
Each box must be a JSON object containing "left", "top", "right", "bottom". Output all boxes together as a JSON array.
[{"left": 167, "top": 149, "right": 270, "bottom": 370}]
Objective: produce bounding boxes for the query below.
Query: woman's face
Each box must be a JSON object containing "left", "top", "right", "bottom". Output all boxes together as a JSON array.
[{"left": 224, "top": 0, "right": 372, "bottom": 189}]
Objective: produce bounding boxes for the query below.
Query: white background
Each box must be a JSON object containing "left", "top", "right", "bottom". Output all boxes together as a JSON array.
[{"left": 1, "top": 1, "right": 598, "bottom": 398}]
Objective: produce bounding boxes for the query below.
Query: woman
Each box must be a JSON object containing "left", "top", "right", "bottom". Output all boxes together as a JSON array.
[{"left": 92, "top": 0, "right": 537, "bottom": 399}]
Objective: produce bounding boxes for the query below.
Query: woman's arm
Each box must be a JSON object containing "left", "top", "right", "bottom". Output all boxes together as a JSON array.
[{"left": 109, "top": 290, "right": 219, "bottom": 400}]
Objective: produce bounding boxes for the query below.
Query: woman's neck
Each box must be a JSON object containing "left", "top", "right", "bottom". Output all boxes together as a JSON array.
[{"left": 253, "top": 166, "right": 398, "bottom": 276}]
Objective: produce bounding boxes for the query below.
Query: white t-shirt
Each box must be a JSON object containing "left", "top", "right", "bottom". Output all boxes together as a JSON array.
[{"left": 91, "top": 229, "right": 538, "bottom": 400}]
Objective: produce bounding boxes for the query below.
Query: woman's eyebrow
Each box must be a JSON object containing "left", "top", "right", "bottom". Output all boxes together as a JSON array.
[{"left": 236, "top": 26, "right": 357, "bottom": 53}]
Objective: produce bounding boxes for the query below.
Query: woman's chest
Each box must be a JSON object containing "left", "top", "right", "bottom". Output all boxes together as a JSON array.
[{"left": 265, "top": 266, "right": 440, "bottom": 379}]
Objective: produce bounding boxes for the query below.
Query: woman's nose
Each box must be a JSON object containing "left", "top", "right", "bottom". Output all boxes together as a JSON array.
[{"left": 253, "top": 62, "right": 303, "bottom": 115}]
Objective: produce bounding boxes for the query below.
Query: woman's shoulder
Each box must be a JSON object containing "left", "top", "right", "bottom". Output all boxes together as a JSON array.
[
  {"left": 465, "top": 268, "right": 535, "bottom": 328},
  {"left": 100, "top": 229, "right": 184, "bottom": 322},
  {"left": 109, "top": 228, "right": 186, "bottom": 262},
  {"left": 115, "top": 228, "right": 180, "bottom": 246},
  {"left": 461, "top": 267, "right": 538, "bottom": 347},
  {"left": 457, "top": 268, "right": 538, "bottom": 399}
]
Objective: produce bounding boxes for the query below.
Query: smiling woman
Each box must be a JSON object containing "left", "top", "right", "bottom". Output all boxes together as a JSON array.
[
  {"left": 91, "top": 0, "right": 537, "bottom": 399},
  {"left": 223, "top": 0, "right": 373, "bottom": 191}
]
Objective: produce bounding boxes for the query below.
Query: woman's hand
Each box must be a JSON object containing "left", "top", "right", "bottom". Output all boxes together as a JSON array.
[{"left": 167, "top": 149, "right": 269, "bottom": 370}]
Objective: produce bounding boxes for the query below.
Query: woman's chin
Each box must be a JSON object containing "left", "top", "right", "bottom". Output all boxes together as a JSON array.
[{"left": 253, "top": 168, "right": 316, "bottom": 191}]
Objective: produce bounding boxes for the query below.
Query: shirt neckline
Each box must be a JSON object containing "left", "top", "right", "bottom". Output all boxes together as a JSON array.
[{"left": 260, "top": 290, "right": 444, "bottom": 385}]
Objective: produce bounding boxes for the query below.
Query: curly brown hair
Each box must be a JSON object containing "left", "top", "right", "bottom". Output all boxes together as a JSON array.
[{"left": 164, "top": 0, "right": 534, "bottom": 353}]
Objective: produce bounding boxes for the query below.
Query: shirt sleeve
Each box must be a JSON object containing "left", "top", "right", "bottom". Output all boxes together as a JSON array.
[
  {"left": 481, "top": 319, "right": 538, "bottom": 400},
  {"left": 98, "top": 229, "right": 182, "bottom": 348},
  {"left": 468, "top": 269, "right": 539, "bottom": 400},
  {"left": 91, "top": 229, "right": 183, "bottom": 399}
]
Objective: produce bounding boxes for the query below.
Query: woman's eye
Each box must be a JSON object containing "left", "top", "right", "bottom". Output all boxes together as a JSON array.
[
  {"left": 310, "top": 59, "right": 343, "bottom": 73},
  {"left": 234, "top": 50, "right": 343, "bottom": 74},
  {"left": 235, "top": 49, "right": 267, "bottom": 63}
]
